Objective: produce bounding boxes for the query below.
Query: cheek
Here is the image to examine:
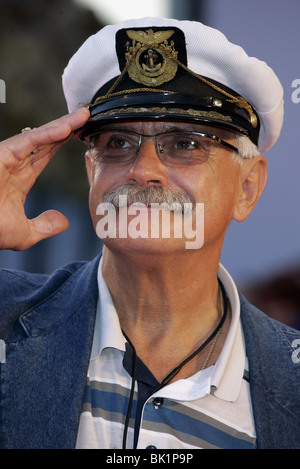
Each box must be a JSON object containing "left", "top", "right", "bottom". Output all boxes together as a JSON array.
[
  {"left": 182, "top": 163, "right": 241, "bottom": 233},
  {"left": 206, "top": 174, "right": 242, "bottom": 237},
  {"left": 88, "top": 161, "right": 125, "bottom": 198},
  {"left": 87, "top": 163, "right": 125, "bottom": 225}
]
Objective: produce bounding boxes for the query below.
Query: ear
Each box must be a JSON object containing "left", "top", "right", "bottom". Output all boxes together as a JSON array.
[{"left": 233, "top": 156, "right": 268, "bottom": 222}]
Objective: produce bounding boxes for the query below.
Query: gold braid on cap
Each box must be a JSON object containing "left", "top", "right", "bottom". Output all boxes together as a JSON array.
[
  {"left": 172, "top": 58, "right": 258, "bottom": 128},
  {"left": 90, "top": 33, "right": 257, "bottom": 129}
]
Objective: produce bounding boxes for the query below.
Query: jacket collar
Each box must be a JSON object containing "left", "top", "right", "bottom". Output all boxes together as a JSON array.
[
  {"left": 240, "top": 294, "right": 300, "bottom": 449},
  {"left": 19, "top": 257, "right": 100, "bottom": 338},
  {"left": 1, "top": 257, "right": 100, "bottom": 449}
]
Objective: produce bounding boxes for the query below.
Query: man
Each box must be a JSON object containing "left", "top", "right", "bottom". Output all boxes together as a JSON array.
[{"left": 0, "top": 17, "right": 299, "bottom": 450}]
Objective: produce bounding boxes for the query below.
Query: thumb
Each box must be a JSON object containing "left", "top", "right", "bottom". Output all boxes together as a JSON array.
[{"left": 27, "top": 210, "right": 69, "bottom": 247}]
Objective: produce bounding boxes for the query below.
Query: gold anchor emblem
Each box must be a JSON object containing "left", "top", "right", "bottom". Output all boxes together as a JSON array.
[
  {"left": 125, "top": 29, "right": 178, "bottom": 87},
  {"left": 143, "top": 49, "right": 161, "bottom": 73}
]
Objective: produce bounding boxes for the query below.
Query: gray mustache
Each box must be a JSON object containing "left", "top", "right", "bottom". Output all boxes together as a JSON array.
[{"left": 102, "top": 185, "right": 194, "bottom": 213}]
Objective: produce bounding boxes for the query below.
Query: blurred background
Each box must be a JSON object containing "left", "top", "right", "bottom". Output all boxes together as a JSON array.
[{"left": 0, "top": 0, "right": 299, "bottom": 328}]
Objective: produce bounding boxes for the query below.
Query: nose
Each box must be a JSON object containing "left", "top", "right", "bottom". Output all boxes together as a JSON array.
[{"left": 125, "top": 136, "right": 169, "bottom": 187}]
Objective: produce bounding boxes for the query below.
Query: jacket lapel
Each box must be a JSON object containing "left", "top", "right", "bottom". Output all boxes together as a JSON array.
[
  {"left": 240, "top": 294, "right": 300, "bottom": 449},
  {"left": 1, "top": 257, "right": 100, "bottom": 449}
]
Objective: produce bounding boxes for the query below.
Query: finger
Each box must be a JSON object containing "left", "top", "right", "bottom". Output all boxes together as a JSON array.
[
  {"left": 20, "top": 107, "right": 90, "bottom": 157},
  {"left": 2, "top": 107, "right": 90, "bottom": 162},
  {"left": 39, "top": 107, "right": 90, "bottom": 132},
  {"left": 28, "top": 136, "right": 72, "bottom": 178}
]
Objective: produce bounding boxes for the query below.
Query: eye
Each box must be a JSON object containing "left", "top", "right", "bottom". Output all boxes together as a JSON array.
[
  {"left": 160, "top": 133, "right": 198, "bottom": 152},
  {"left": 108, "top": 136, "right": 132, "bottom": 150},
  {"left": 163, "top": 133, "right": 212, "bottom": 153},
  {"left": 88, "top": 130, "right": 138, "bottom": 164},
  {"left": 89, "top": 130, "right": 137, "bottom": 151},
  {"left": 173, "top": 138, "right": 197, "bottom": 150}
]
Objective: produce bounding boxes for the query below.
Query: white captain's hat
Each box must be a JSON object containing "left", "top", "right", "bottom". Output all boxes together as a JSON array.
[{"left": 63, "top": 17, "right": 284, "bottom": 153}]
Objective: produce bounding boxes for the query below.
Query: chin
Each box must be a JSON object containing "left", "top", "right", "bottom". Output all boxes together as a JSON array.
[{"left": 101, "top": 236, "right": 189, "bottom": 256}]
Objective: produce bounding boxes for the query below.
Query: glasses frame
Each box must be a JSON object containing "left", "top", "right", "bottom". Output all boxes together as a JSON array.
[{"left": 85, "top": 129, "right": 239, "bottom": 165}]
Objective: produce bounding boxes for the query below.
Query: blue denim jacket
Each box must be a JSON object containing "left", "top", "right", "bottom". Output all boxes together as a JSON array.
[{"left": 0, "top": 256, "right": 299, "bottom": 449}]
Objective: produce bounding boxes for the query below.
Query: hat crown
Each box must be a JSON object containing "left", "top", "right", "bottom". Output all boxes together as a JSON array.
[{"left": 63, "top": 17, "right": 283, "bottom": 152}]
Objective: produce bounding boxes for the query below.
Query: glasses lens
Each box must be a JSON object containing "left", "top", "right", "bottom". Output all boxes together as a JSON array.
[
  {"left": 86, "top": 130, "right": 237, "bottom": 165},
  {"left": 158, "top": 132, "right": 215, "bottom": 164},
  {"left": 88, "top": 130, "right": 139, "bottom": 163}
]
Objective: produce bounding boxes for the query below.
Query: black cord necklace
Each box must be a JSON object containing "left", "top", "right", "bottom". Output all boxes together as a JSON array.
[{"left": 122, "top": 279, "right": 227, "bottom": 449}]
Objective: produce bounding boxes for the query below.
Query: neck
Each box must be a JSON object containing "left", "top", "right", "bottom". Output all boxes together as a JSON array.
[
  {"left": 102, "top": 245, "right": 223, "bottom": 341},
  {"left": 101, "top": 245, "right": 230, "bottom": 381}
]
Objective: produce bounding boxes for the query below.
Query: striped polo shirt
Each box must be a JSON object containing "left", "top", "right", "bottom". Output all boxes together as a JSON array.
[{"left": 76, "top": 261, "right": 256, "bottom": 449}]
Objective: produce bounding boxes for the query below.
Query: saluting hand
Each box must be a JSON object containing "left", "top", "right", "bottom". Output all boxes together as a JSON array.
[{"left": 0, "top": 107, "right": 90, "bottom": 250}]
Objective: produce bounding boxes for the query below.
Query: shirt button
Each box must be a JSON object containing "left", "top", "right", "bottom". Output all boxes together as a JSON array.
[
  {"left": 146, "top": 445, "right": 157, "bottom": 449},
  {"left": 153, "top": 397, "right": 164, "bottom": 407}
]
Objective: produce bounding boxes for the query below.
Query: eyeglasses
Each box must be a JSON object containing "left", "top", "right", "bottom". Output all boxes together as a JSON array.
[{"left": 85, "top": 129, "right": 239, "bottom": 165}]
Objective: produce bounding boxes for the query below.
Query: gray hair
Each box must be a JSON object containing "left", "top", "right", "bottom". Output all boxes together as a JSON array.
[
  {"left": 235, "top": 134, "right": 261, "bottom": 161},
  {"left": 217, "top": 128, "right": 261, "bottom": 163}
]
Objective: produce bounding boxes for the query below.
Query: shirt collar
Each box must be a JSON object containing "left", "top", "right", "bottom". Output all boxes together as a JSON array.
[
  {"left": 91, "top": 258, "right": 245, "bottom": 402},
  {"left": 90, "top": 257, "right": 126, "bottom": 360},
  {"left": 210, "top": 263, "right": 245, "bottom": 401}
]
